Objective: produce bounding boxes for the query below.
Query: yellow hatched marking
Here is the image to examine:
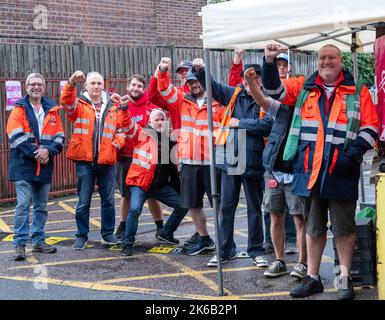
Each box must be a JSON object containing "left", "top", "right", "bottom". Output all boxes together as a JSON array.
[
  {"left": 0, "top": 218, "right": 12, "bottom": 233},
  {"left": 58, "top": 201, "right": 101, "bottom": 228},
  {"left": 45, "top": 237, "right": 73, "bottom": 245},
  {"left": 45, "top": 228, "right": 98, "bottom": 234},
  {"left": 26, "top": 255, "right": 39, "bottom": 264},
  {"left": 148, "top": 246, "right": 176, "bottom": 254},
  {"left": 97, "top": 265, "right": 270, "bottom": 285},
  {"left": 0, "top": 275, "right": 238, "bottom": 300},
  {"left": 154, "top": 254, "right": 237, "bottom": 297},
  {"left": 1, "top": 234, "right": 14, "bottom": 242},
  {"left": 7, "top": 254, "right": 149, "bottom": 270}
]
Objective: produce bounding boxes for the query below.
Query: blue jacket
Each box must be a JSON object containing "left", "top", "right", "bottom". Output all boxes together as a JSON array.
[
  {"left": 7, "top": 95, "right": 65, "bottom": 184},
  {"left": 194, "top": 68, "right": 272, "bottom": 178},
  {"left": 263, "top": 104, "right": 294, "bottom": 173},
  {"left": 262, "top": 58, "right": 378, "bottom": 200}
]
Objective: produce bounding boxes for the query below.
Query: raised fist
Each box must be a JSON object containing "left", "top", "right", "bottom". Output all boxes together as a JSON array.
[
  {"left": 159, "top": 57, "right": 171, "bottom": 72},
  {"left": 110, "top": 93, "right": 121, "bottom": 104},
  {"left": 120, "top": 94, "right": 133, "bottom": 107},
  {"left": 234, "top": 49, "right": 245, "bottom": 64},
  {"left": 264, "top": 44, "right": 282, "bottom": 63},
  {"left": 243, "top": 67, "right": 257, "bottom": 81},
  {"left": 69, "top": 71, "right": 85, "bottom": 86},
  {"left": 192, "top": 58, "right": 205, "bottom": 71}
]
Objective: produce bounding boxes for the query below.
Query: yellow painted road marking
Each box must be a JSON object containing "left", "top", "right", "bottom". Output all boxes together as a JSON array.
[
  {"left": 45, "top": 228, "right": 99, "bottom": 234},
  {"left": 0, "top": 218, "right": 12, "bottom": 233},
  {"left": 0, "top": 274, "right": 372, "bottom": 300},
  {"left": 58, "top": 201, "right": 101, "bottom": 229},
  {"left": 154, "top": 254, "right": 237, "bottom": 297},
  {"left": 45, "top": 237, "right": 73, "bottom": 245},
  {"left": 7, "top": 254, "right": 149, "bottom": 270},
  {"left": 148, "top": 246, "right": 176, "bottom": 254},
  {"left": 1, "top": 234, "right": 14, "bottom": 242},
  {"left": 0, "top": 275, "right": 237, "bottom": 300}
]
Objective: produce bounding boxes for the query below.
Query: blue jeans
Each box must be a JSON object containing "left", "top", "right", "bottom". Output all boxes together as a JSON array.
[
  {"left": 13, "top": 180, "right": 50, "bottom": 247},
  {"left": 264, "top": 208, "right": 296, "bottom": 245},
  {"left": 75, "top": 162, "right": 116, "bottom": 240},
  {"left": 219, "top": 171, "right": 265, "bottom": 259},
  {"left": 123, "top": 185, "right": 188, "bottom": 246}
]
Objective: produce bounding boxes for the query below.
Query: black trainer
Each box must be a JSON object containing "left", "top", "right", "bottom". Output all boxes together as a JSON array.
[
  {"left": 184, "top": 232, "right": 199, "bottom": 247},
  {"left": 155, "top": 227, "right": 162, "bottom": 239},
  {"left": 337, "top": 276, "right": 355, "bottom": 300},
  {"left": 121, "top": 245, "right": 134, "bottom": 256},
  {"left": 114, "top": 222, "right": 126, "bottom": 241},
  {"left": 290, "top": 275, "right": 324, "bottom": 298},
  {"left": 157, "top": 231, "right": 180, "bottom": 245}
]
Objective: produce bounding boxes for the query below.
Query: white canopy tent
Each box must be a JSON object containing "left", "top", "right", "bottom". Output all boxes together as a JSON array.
[
  {"left": 201, "top": 0, "right": 385, "bottom": 52},
  {"left": 200, "top": 0, "right": 385, "bottom": 295}
]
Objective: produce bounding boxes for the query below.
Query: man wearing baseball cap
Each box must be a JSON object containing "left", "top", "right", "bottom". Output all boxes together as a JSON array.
[{"left": 175, "top": 60, "right": 193, "bottom": 93}]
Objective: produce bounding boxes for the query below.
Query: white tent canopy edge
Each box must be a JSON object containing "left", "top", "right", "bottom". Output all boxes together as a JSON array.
[{"left": 201, "top": 0, "right": 385, "bottom": 52}]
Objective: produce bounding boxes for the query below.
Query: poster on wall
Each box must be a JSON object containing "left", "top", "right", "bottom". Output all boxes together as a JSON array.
[
  {"left": 375, "top": 35, "right": 385, "bottom": 141},
  {"left": 5, "top": 81, "right": 22, "bottom": 111}
]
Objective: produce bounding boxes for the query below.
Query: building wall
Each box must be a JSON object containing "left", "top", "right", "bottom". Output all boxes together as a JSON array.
[{"left": 0, "top": 0, "right": 205, "bottom": 47}]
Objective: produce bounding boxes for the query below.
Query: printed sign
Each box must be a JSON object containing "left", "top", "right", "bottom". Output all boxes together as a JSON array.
[{"left": 5, "top": 81, "right": 22, "bottom": 111}]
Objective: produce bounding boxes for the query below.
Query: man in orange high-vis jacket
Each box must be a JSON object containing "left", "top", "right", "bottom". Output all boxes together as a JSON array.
[
  {"left": 117, "top": 109, "right": 189, "bottom": 256},
  {"left": 61, "top": 70, "right": 129, "bottom": 250},
  {"left": 7, "top": 73, "right": 65, "bottom": 261},
  {"left": 262, "top": 43, "right": 379, "bottom": 300},
  {"left": 155, "top": 57, "right": 224, "bottom": 256}
]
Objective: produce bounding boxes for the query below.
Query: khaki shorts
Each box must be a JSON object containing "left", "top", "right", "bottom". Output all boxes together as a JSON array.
[
  {"left": 264, "top": 173, "right": 302, "bottom": 215},
  {"left": 300, "top": 184, "right": 356, "bottom": 237}
]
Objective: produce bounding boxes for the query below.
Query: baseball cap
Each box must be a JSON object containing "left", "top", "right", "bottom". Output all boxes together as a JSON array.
[
  {"left": 185, "top": 71, "right": 198, "bottom": 83},
  {"left": 277, "top": 53, "right": 289, "bottom": 62},
  {"left": 240, "top": 64, "right": 262, "bottom": 78},
  {"left": 176, "top": 60, "right": 193, "bottom": 73}
]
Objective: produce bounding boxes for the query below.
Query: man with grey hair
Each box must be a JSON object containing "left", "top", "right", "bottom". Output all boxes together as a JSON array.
[
  {"left": 7, "top": 72, "right": 65, "bottom": 260},
  {"left": 61, "top": 70, "right": 129, "bottom": 250}
]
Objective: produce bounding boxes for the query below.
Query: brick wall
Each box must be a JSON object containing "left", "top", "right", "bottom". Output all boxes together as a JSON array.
[{"left": 0, "top": 0, "right": 206, "bottom": 47}]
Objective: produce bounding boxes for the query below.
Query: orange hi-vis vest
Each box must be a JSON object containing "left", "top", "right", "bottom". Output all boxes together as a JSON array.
[
  {"left": 61, "top": 82, "right": 129, "bottom": 165},
  {"left": 156, "top": 70, "right": 223, "bottom": 165},
  {"left": 124, "top": 119, "right": 159, "bottom": 192},
  {"left": 6, "top": 96, "right": 65, "bottom": 183},
  {"left": 277, "top": 71, "right": 379, "bottom": 199}
]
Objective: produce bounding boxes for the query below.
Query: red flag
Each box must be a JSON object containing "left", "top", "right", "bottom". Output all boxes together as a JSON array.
[{"left": 375, "top": 35, "right": 385, "bottom": 141}]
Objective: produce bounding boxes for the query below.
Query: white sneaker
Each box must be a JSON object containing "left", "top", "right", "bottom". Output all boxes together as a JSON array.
[
  {"left": 253, "top": 255, "right": 269, "bottom": 267},
  {"left": 207, "top": 253, "right": 237, "bottom": 267},
  {"left": 263, "top": 260, "right": 290, "bottom": 278},
  {"left": 290, "top": 262, "right": 307, "bottom": 280}
]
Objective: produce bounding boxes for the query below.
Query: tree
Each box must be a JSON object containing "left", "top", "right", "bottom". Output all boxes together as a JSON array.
[{"left": 342, "top": 52, "right": 375, "bottom": 87}]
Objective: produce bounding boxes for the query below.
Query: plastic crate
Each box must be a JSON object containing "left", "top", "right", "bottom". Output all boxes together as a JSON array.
[{"left": 335, "top": 259, "right": 377, "bottom": 286}]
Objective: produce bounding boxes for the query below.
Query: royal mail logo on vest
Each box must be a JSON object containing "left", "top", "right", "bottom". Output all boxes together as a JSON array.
[{"left": 49, "top": 116, "right": 57, "bottom": 125}]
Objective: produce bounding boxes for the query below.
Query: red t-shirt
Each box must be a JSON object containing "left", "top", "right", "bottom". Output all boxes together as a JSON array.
[{"left": 119, "top": 91, "right": 158, "bottom": 157}]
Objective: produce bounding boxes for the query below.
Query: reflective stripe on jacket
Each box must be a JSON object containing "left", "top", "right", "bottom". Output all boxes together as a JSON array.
[
  {"left": 61, "top": 82, "right": 129, "bottom": 165},
  {"left": 262, "top": 60, "right": 379, "bottom": 200},
  {"left": 156, "top": 70, "right": 223, "bottom": 165},
  {"left": 6, "top": 95, "right": 64, "bottom": 183}
]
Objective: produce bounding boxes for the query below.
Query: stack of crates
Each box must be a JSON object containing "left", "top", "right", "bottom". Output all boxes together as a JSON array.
[{"left": 334, "top": 217, "right": 376, "bottom": 286}]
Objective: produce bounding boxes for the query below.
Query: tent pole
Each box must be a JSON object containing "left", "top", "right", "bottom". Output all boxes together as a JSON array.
[
  {"left": 352, "top": 32, "right": 366, "bottom": 204},
  {"left": 287, "top": 48, "right": 290, "bottom": 79},
  {"left": 203, "top": 47, "right": 226, "bottom": 296}
]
